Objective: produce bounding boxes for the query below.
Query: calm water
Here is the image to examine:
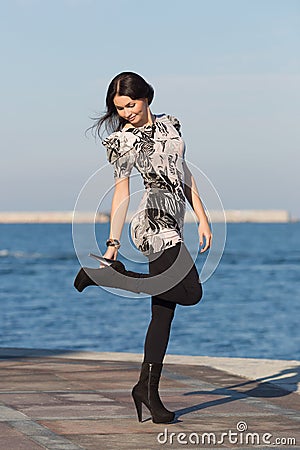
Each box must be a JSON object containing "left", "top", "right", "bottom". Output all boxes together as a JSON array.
[{"left": 0, "top": 223, "right": 299, "bottom": 360}]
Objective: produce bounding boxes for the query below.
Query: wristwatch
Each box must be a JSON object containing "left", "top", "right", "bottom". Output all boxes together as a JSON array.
[{"left": 106, "top": 238, "right": 121, "bottom": 249}]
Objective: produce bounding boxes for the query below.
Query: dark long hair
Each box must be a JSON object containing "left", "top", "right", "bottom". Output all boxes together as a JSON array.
[{"left": 88, "top": 72, "right": 154, "bottom": 138}]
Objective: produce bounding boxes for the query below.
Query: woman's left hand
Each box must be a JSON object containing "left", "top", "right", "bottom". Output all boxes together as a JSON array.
[{"left": 198, "top": 221, "right": 212, "bottom": 253}]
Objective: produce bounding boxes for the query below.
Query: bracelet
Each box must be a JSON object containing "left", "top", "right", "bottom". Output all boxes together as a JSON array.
[{"left": 106, "top": 238, "right": 121, "bottom": 249}]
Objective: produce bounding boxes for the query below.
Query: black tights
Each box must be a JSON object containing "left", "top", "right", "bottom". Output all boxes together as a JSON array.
[
  {"left": 143, "top": 243, "right": 201, "bottom": 363},
  {"left": 143, "top": 297, "right": 176, "bottom": 363}
]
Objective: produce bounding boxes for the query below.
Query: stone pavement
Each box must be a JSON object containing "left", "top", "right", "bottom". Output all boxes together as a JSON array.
[{"left": 0, "top": 348, "right": 299, "bottom": 450}]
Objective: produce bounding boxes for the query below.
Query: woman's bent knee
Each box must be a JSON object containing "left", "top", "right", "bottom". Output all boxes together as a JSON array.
[{"left": 179, "top": 282, "right": 203, "bottom": 306}]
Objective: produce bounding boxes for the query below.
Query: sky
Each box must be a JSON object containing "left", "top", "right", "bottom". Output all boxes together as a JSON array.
[{"left": 1, "top": 0, "right": 299, "bottom": 218}]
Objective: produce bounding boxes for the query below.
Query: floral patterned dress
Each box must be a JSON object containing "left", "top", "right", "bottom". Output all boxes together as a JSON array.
[{"left": 103, "top": 114, "right": 186, "bottom": 255}]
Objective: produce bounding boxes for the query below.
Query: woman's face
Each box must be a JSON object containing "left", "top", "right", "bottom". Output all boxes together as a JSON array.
[{"left": 113, "top": 95, "right": 149, "bottom": 127}]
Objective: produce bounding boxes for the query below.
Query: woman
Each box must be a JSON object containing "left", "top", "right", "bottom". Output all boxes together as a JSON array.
[{"left": 74, "top": 72, "right": 212, "bottom": 424}]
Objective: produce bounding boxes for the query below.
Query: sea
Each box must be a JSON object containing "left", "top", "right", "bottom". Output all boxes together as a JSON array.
[{"left": 0, "top": 222, "right": 299, "bottom": 361}]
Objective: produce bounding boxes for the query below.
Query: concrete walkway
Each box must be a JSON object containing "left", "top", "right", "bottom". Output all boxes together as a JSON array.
[{"left": 0, "top": 348, "right": 299, "bottom": 449}]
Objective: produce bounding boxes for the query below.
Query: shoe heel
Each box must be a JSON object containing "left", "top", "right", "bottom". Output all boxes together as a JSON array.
[
  {"left": 132, "top": 392, "right": 143, "bottom": 422},
  {"left": 88, "top": 253, "right": 113, "bottom": 266}
]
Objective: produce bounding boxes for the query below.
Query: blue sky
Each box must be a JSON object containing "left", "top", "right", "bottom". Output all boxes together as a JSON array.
[{"left": 1, "top": 0, "right": 299, "bottom": 217}]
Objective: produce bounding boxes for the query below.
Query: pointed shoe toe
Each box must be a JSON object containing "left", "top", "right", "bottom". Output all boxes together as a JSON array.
[{"left": 73, "top": 260, "right": 126, "bottom": 292}]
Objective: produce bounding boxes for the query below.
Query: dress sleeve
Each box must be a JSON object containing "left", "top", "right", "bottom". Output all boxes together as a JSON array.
[
  {"left": 166, "top": 114, "right": 185, "bottom": 159},
  {"left": 166, "top": 115, "right": 182, "bottom": 137},
  {"left": 102, "top": 133, "right": 135, "bottom": 179}
]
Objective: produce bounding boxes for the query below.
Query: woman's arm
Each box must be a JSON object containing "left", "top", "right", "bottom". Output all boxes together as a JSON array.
[
  {"left": 183, "top": 161, "right": 212, "bottom": 253},
  {"left": 103, "top": 177, "right": 130, "bottom": 260}
]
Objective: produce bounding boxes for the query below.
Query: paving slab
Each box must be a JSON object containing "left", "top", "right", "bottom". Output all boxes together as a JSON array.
[{"left": 0, "top": 348, "right": 299, "bottom": 449}]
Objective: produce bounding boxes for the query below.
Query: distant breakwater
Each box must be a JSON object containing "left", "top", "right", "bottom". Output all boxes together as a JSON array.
[{"left": 0, "top": 210, "right": 292, "bottom": 223}]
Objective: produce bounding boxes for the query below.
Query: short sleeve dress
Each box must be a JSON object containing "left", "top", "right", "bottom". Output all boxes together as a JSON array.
[{"left": 102, "top": 114, "right": 186, "bottom": 255}]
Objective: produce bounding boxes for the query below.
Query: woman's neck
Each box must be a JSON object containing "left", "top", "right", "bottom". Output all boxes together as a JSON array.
[{"left": 136, "top": 108, "right": 155, "bottom": 127}]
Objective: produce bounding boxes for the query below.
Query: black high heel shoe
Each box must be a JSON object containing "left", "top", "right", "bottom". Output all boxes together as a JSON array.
[
  {"left": 132, "top": 362, "right": 175, "bottom": 424},
  {"left": 74, "top": 256, "right": 126, "bottom": 292}
]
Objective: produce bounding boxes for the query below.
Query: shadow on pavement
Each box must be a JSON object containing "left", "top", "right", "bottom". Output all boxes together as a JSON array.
[{"left": 176, "top": 365, "right": 300, "bottom": 418}]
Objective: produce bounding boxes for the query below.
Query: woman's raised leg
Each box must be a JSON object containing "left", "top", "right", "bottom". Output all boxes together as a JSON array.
[{"left": 74, "top": 243, "right": 202, "bottom": 305}]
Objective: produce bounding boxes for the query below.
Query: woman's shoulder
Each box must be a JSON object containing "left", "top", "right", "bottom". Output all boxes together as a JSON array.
[
  {"left": 102, "top": 130, "right": 121, "bottom": 146},
  {"left": 102, "top": 131, "right": 122, "bottom": 163},
  {"left": 156, "top": 114, "right": 181, "bottom": 135},
  {"left": 102, "top": 130, "right": 137, "bottom": 164}
]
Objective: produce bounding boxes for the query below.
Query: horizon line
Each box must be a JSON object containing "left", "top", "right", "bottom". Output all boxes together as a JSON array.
[{"left": 0, "top": 209, "right": 295, "bottom": 224}]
